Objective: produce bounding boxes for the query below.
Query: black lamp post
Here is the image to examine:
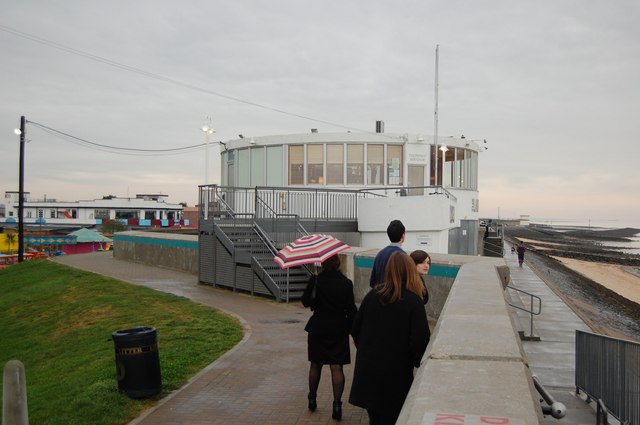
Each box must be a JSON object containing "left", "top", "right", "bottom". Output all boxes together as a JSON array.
[{"left": 17, "top": 116, "right": 26, "bottom": 262}]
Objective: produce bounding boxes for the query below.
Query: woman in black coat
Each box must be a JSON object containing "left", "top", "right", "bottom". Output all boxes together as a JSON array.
[
  {"left": 349, "top": 252, "right": 430, "bottom": 425},
  {"left": 301, "top": 254, "right": 357, "bottom": 421}
]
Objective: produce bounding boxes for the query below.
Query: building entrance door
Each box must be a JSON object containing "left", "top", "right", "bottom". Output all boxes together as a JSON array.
[{"left": 408, "top": 165, "right": 425, "bottom": 195}]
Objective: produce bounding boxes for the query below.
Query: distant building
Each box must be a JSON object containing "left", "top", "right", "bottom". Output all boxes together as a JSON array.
[{"left": 1, "top": 192, "right": 187, "bottom": 229}]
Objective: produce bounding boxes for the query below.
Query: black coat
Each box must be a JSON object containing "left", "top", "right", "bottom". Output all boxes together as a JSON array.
[
  {"left": 301, "top": 270, "right": 357, "bottom": 337},
  {"left": 349, "top": 288, "right": 430, "bottom": 417}
]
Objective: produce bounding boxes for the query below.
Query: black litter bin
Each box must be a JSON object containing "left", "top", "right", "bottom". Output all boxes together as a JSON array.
[{"left": 112, "top": 326, "right": 161, "bottom": 398}]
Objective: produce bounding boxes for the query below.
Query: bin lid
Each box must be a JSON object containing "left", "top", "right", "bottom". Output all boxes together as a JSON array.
[{"left": 112, "top": 326, "right": 156, "bottom": 337}]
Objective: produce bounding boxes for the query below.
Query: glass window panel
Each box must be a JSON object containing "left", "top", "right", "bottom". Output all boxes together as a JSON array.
[
  {"left": 307, "top": 144, "right": 324, "bottom": 185},
  {"left": 266, "top": 146, "right": 283, "bottom": 186},
  {"left": 288, "top": 145, "right": 304, "bottom": 185},
  {"left": 387, "top": 145, "right": 403, "bottom": 186},
  {"left": 250, "top": 147, "right": 265, "bottom": 186},
  {"left": 367, "top": 144, "right": 384, "bottom": 185},
  {"left": 221, "top": 151, "right": 228, "bottom": 185},
  {"left": 347, "top": 144, "right": 364, "bottom": 185},
  {"left": 442, "top": 148, "right": 454, "bottom": 187},
  {"left": 326, "top": 144, "right": 344, "bottom": 185},
  {"left": 238, "top": 149, "right": 250, "bottom": 187}
]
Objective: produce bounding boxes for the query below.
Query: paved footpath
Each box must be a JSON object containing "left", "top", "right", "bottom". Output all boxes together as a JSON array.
[
  {"left": 504, "top": 246, "right": 601, "bottom": 425},
  {"left": 53, "top": 252, "right": 368, "bottom": 425}
]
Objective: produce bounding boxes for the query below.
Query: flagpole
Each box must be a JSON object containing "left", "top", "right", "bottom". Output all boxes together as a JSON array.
[{"left": 433, "top": 44, "right": 439, "bottom": 187}]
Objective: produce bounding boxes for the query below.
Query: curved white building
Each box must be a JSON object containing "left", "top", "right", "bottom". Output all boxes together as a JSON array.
[{"left": 216, "top": 130, "right": 482, "bottom": 254}]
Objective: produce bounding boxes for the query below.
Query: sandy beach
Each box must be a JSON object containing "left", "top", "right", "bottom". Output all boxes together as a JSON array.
[
  {"left": 549, "top": 257, "right": 640, "bottom": 305},
  {"left": 518, "top": 236, "right": 640, "bottom": 305}
]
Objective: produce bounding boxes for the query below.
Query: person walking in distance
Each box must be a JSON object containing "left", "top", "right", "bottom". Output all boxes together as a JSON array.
[
  {"left": 301, "top": 254, "right": 357, "bottom": 421},
  {"left": 516, "top": 241, "right": 526, "bottom": 267},
  {"left": 369, "top": 220, "right": 405, "bottom": 287}
]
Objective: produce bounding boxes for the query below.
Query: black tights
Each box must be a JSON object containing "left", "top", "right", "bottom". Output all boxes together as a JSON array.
[{"left": 308, "top": 362, "right": 345, "bottom": 402}]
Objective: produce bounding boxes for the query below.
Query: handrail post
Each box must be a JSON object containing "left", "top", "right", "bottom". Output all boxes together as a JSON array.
[
  {"left": 596, "top": 399, "right": 608, "bottom": 425},
  {"left": 530, "top": 295, "right": 534, "bottom": 338}
]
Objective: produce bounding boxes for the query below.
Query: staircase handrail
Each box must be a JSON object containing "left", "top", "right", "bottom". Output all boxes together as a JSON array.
[
  {"left": 255, "top": 192, "right": 308, "bottom": 247},
  {"left": 212, "top": 185, "right": 238, "bottom": 217}
]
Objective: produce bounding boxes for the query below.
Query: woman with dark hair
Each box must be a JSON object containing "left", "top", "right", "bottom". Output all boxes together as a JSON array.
[
  {"left": 301, "top": 254, "right": 357, "bottom": 421},
  {"left": 410, "top": 249, "right": 431, "bottom": 304},
  {"left": 349, "top": 252, "right": 430, "bottom": 424}
]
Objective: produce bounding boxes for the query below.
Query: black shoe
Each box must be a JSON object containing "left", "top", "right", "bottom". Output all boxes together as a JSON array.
[
  {"left": 308, "top": 393, "right": 317, "bottom": 412},
  {"left": 332, "top": 401, "right": 342, "bottom": 420}
]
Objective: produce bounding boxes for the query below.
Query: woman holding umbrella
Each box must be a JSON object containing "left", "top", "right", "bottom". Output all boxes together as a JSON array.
[{"left": 301, "top": 254, "right": 357, "bottom": 421}]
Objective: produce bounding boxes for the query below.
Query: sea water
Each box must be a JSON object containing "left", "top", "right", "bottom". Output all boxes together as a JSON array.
[{"left": 529, "top": 219, "right": 640, "bottom": 254}]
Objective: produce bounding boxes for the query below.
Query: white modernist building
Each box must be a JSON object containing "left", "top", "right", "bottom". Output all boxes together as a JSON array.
[
  {"left": 219, "top": 129, "right": 483, "bottom": 254},
  {"left": 1, "top": 192, "right": 186, "bottom": 228}
]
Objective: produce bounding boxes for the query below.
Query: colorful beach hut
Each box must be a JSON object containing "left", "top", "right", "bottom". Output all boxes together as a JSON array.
[{"left": 63, "top": 228, "right": 112, "bottom": 255}]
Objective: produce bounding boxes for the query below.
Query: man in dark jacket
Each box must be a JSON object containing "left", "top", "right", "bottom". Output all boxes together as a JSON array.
[{"left": 369, "top": 220, "right": 405, "bottom": 287}]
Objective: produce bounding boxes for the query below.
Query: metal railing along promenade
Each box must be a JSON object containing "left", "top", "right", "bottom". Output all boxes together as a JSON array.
[
  {"left": 576, "top": 330, "right": 639, "bottom": 425},
  {"left": 198, "top": 184, "right": 458, "bottom": 224}
]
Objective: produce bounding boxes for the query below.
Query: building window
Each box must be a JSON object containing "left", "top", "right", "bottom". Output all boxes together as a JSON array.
[
  {"left": 442, "top": 147, "right": 454, "bottom": 187},
  {"left": 266, "top": 146, "right": 283, "bottom": 186},
  {"left": 238, "top": 149, "right": 250, "bottom": 187},
  {"left": 387, "top": 145, "right": 403, "bottom": 185},
  {"left": 115, "top": 210, "right": 138, "bottom": 220},
  {"left": 288, "top": 145, "right": 304, "bottom": 185},
  {"left": 367, "top": 144, "right": 384, "bottom": 185},
  {"left": 95, "top": 209, "right": 110, "bottom": 220},
  {"left": 251, "top": 147, "right": 265, "bottom": 186},
  {"left": 429, "top": 146, "right": 478, "bottom": 189},
  {"left": 307, "top": 144, "right": 324, "bottom": 185},
  {"left": 347, "top": 144, "right": 364, "bottom": 185},
  {"left": 326, "top": 144, "right": 344, "bottom": 185},
  {"left": 49, "top": 209, "right": 56, "bottom": 218}
]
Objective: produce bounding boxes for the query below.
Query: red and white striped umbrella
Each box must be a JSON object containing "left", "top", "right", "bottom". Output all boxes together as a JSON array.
[{"left": 273, "top": 234, "right": 350, "bottom": 269}]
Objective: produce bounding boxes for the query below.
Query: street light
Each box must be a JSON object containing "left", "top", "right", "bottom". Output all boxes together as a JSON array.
[
  {"left": 200, "top": 116, "right": 215, "bottom": 220},
  {"left": 201, "top": 116, "right": 215, "bottom": 185}
]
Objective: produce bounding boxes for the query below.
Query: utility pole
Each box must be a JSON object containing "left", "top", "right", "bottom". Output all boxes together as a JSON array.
[{"left": 18, "top": 116, "right": 26, "bottom": 262}]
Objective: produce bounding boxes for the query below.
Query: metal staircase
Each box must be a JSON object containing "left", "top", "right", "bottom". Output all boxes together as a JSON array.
[{"left": 202, "top": 188, "right": 311, "bottom": 302}]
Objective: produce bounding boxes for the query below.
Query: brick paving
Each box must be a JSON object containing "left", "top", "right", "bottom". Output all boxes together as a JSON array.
[{"left": 53, "top": 252, "right": 368, "bottom": 424}]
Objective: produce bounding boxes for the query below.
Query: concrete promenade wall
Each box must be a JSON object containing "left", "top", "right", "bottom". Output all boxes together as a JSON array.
[
  {"left": 398, "top": 257, "right": 543, "bottom": 425},
  {"left": 114, "top": 232, "right": 542, "bottom": 425},
  {"left": 113, "top": 231, "right": 198, "bottom": 274}
]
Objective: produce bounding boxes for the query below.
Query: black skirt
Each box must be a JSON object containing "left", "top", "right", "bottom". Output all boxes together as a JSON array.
[{"left": 308, "top": 332, "right": 351, "bottom": 365}]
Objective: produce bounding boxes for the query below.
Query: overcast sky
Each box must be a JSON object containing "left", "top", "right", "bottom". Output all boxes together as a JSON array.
[{"left": 2, "top": 1, "right": 639, "bottom": 226}]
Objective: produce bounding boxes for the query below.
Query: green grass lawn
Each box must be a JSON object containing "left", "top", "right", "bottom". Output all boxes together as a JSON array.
[{"left": 0, "top": 260, "right": 243, "bottom": 425}]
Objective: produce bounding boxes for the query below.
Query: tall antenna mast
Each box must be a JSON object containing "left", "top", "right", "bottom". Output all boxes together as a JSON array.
[{"left": 433, "top": 44, "right": 440, "bottom": 186}]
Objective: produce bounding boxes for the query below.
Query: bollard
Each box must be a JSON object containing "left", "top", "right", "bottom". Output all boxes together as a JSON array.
[{"left": 3, "top": 360, "right": 29, "bottom": 425}]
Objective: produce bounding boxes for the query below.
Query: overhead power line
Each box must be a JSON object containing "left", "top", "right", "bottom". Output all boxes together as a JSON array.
[
  {"left": 28, "top": 120, "right": 207, "bottom": 157},
  {"left": 0, "top": 23, "right": 376, "bottom": 134}
]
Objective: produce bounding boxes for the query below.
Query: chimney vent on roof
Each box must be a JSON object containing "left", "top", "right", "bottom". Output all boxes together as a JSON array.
[{"left": 375, "top": 121, "right": 384, "bottom": 133}]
